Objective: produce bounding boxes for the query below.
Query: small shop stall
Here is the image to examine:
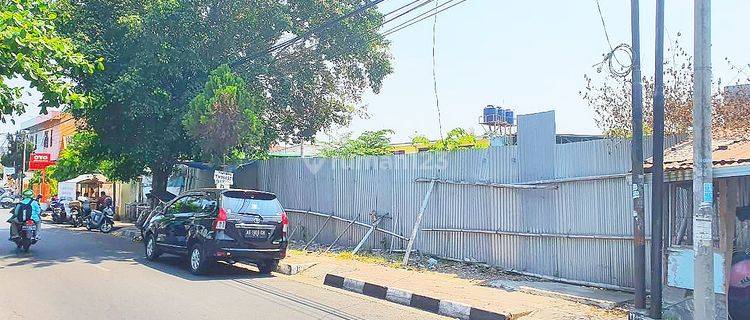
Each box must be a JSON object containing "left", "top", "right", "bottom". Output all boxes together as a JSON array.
[
  {"left": 58, "top": 174, "right": 114, "bottom": 210},
  {"left": 646, "top": 138, "right": 750, "bottom": 318}
]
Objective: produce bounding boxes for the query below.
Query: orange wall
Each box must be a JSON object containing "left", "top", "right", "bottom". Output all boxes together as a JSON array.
[{"left": 58, "top": 113, "right": 77, "bottom": 151}]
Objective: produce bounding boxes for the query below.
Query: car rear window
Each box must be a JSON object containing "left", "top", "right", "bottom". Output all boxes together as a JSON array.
[{"left": 221, "top": 191, "right": 282, "bottom": 216}]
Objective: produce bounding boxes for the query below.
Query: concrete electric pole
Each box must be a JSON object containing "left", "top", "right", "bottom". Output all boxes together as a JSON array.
[
  {"left": 21, "top": 131, "right": 28, "bottom": 194},
  {"left": 692, "top": 0, "right": 715, "bottom": 319},
  {"left": 630, "top": 0, "right": 647, "bottom": 310},
  {"left": 650, "top": 0, "right": 666, "bottom": 317}
]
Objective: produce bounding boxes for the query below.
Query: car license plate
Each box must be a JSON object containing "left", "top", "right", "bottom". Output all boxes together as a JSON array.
[{"left": 245, "top": 229, "right": 267, "bottom": 239}]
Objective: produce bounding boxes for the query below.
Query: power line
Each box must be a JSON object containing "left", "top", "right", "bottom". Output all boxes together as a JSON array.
[
  {"left": 382, "top": 0, "right": 468, "bottom": 36},
  {"left": 382, "top": 0, "right": 434, "bottom": 25},
  {"left": 232, "top": 0, "right": 391, "bottom": 67},
  {"left": 431, "top": 0, "right": 443, "bottom": 140},
  {"left": 268, "top": 0, "right": 389, "bottom": 54},
  {"left": 594, "top": 0, "right": 616, "bottom": 51},
  {"left": 383, "top": 0, "right": 429, "bottom": 18},
  {"left": 591, "top": 0, "right": 631, "bottom": 78}
]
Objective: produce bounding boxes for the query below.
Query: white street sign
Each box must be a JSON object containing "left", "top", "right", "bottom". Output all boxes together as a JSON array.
[{"left": 214, "top": 170, "right": 234, "bottom": 189}]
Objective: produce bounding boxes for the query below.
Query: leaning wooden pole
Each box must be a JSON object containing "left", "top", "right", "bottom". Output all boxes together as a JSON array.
[
  {"left": 352, "top": 216, "right": 383, "bottom": 255},
  {"left": 402, "top": 180, "right": 436, "bottom": 266}
]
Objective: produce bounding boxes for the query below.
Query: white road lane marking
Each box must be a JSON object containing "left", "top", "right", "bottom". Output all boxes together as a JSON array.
[{"left": 90, "top": 264, "right": 110, "bottom": 272}]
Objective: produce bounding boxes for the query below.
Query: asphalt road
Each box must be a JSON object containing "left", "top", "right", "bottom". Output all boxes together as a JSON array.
[{"left": 0, "top": 209, "right": 443, "bottom": 320}]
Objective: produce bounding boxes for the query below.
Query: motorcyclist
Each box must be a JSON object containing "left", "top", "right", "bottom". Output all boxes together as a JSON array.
[{"left": 7, "top": 190, "right": 41, "bottom": 241}]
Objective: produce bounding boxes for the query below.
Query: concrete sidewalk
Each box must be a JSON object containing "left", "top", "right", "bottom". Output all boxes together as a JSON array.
[{"left": 283, "top": 250, "right": 628, "bottom": 320}]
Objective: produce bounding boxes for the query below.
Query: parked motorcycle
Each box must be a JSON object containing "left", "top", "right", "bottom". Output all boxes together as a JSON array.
[
  {"left": 86, "top": 206, "right": 114, "bottom": 233},
  {"left": 49, "top": 197, "right": 67, "bottom": 224},
  {"left": 11, "top": 219, "right": 38, "bottom": 252},
  {"left": 1, "top": 195, "right": 17, "bottom": 209},
  {"left": 67, "top": 199, "right": 88, "bottom": 227}
]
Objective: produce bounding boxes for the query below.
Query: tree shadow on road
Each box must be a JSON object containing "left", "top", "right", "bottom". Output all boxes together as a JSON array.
[
  {"left": 0, "top": 226, "right": 274, "bottom": 282},
  {"left": 140, "top": 255, "right": 274, "bottom": 282}
]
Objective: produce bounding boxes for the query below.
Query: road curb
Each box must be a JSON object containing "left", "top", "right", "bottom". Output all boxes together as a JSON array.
[{"left": 323, "top": 274, "right": 509, "bottom": 320}]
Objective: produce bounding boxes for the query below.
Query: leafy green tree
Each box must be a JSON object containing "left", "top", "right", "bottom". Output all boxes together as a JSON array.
[
  {"left": 183, "top": 65, "right": 268, "bottom": 164},
  {"left": 410, "top": 128, "right": 488, "bottom": 151},
  {"left": 58, "top": 0, "right": 392, "bottom": 194},
  {"left": 320, "top": 129, "right": 394, "bottom": 158},
  {"left": 0, "top": 0, "right": 99, "bottom": 122},
  {"left": 47, "top": 131, "right": 103, "bottom": 182}
]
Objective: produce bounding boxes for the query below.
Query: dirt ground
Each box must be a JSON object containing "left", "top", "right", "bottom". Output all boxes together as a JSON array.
[{"left": 284, "top": 245, "right": 629, "bottom": 319}]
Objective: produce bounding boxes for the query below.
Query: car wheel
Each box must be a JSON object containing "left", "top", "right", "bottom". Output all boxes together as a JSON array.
[
  {"left": 257, "top": 260, "right": 279, "bottom": 274},
  {"left": 145, "top": 234, "right": 161, "bottom": 261},
  {"left": 189, "top": 243, "right": 213, "bottom": 275}
]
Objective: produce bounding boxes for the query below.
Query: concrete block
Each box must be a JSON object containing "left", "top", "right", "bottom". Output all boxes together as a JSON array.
[
  {"left": 343, "top": 278, "right": 365, "bottom": 293},
  {"left": 275, "top": 262, "right": 317, "bottom": 275},
  {"left": 385, "top": 287, "right": 412, "bottom": 306},
  {"left": 439, "top": 300, "right": 472, "bottom": 319}
]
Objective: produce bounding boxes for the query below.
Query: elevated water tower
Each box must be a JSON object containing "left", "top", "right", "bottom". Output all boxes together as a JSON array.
[{"left": 478, "top": 105, "right": 515, "bottom": 137}]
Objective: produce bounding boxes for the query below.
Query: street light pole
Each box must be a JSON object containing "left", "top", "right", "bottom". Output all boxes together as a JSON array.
[
  {"left": 630, "top": 0, "right": 647, "bottom": 310},
  {"left": 692, "top": 0, "right": 715, "bottom": 319}
]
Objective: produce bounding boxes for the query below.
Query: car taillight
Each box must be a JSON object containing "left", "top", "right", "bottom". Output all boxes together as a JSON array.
[
  {"left": 281, "top": 211, "right": 289, "bottom": 238},
  {"left": 214, "top": 208, "right": 227, "bottom": 230}
]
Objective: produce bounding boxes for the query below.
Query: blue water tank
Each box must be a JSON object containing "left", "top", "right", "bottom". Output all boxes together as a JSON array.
[
  {"left": 505, "top": 110, "right": 515, "bottom": 125},
  {"left": 495, "top": 107, "right": 506, "bottom": 123},
  {"left": 483, "top": 105, "right": 498, "bottom": 123}
]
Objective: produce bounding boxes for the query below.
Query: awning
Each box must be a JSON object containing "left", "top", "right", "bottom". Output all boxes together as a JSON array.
[{"left": 60, "top": 173, "right": 109, "bottom": 184}]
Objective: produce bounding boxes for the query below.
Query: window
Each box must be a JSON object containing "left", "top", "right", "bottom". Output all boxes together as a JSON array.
[
  {"left": 221, "top": 191, "right": 282, "bottom": 216},
  {"left": 166, "top": 196, "right": 197, "bottom": 215},
  {"left": 43, "top": 131, "right": 49, "bottom": 148},
  {"left": 63, "top": 135, "right": 73, "bottom": 148},
  {"left": 195, "top": 195, "right": 217, "bottom": 215},
  {"left": 166, "top": 195, "right": 213, "bottom": 215}
]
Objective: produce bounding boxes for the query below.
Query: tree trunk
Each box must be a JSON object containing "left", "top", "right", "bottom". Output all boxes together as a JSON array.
[{"left": 149, "top": 164, "right": 171, "bottom": 208}]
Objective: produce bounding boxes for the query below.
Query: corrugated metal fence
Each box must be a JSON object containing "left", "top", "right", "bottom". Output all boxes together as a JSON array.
[{"left": 252, "top": 137, "right": 670, "bottom": 288}]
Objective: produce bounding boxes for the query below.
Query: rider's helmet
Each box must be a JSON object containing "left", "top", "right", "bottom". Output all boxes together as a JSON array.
[{"left": 22, "top": 189, "right": 34, "bottom": 199}]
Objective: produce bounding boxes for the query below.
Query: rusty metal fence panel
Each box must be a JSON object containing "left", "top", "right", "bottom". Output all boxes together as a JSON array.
[{"left": 252, "top": 139, "right": 651, "bottom": 288}]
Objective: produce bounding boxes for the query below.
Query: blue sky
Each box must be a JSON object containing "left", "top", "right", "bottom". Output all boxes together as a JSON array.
[
  {"left": 2, "top": 0, "right": 750, "bottom": 143},
  {"left": 348, "top": 0, "right": 750, "bottom": 142}
]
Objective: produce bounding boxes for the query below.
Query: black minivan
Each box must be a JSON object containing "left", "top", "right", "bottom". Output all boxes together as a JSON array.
[{"left": 143, "top": 188, "right": 288, "bottom": 275}]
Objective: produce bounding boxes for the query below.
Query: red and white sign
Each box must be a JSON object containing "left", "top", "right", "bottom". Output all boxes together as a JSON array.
[{"left": 28, "top": 153, "right": 55, "bottom": 170}]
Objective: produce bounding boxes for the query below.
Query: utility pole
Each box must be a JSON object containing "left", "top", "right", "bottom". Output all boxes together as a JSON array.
[
  {"left": 14, "top": 133, "right": 20, "bottom": 195},
  {"left": 650, "top": 0, "right": 666, "bottom": 317},
  {"left": 21, "top": 132, "right": 28, "bottom": 194},
  {"left": 630, "top": 0, "right": 647, "bottom": 310},
  {"left": 693, "top": 0, "right": 715, "bottom": 319}
]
